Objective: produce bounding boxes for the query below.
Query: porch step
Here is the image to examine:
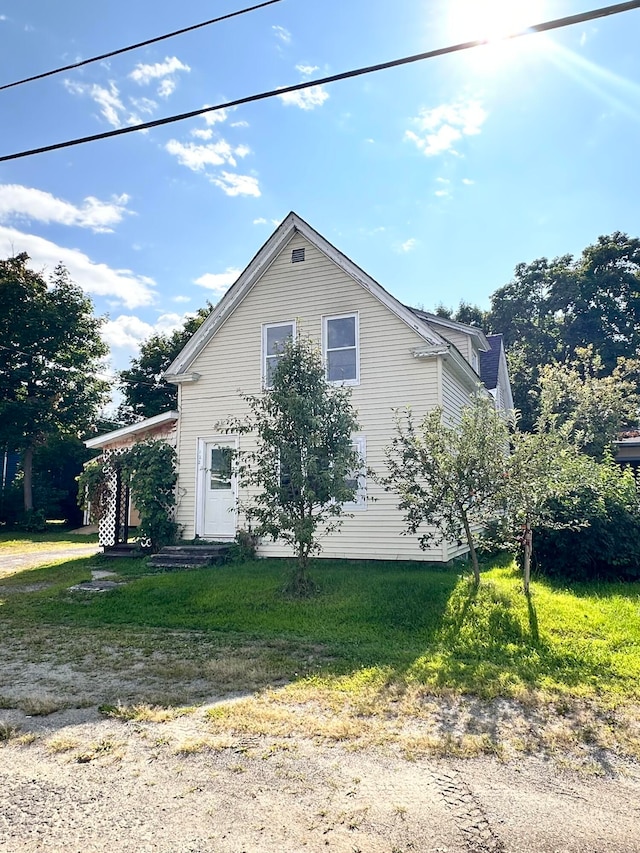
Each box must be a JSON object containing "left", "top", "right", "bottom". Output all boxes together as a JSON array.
[
  {"left": 102, "top": 543, "right": 144, "bottom": 558},
  {"left": 147, "top": 543, "right": 232, "bottom": 570}
]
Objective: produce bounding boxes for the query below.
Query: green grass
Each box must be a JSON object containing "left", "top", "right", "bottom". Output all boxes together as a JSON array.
[
  {"left": 0, "top": 530, "right": 98, "bottom": 551},
  {"left": 1, "top": 554, "right": 639, "bottom": 702}
]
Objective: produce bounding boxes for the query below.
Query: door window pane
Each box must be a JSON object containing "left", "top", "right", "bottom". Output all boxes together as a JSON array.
[{"left": 210, "top": 447, "right": 232, "bottom": 490}]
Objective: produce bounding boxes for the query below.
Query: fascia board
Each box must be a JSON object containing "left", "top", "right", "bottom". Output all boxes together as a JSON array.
[
  {"left": 418, "top": 312, "right": 491, "bottom": 351},
  {"left": 85, "top": 411, "right": 179, "bottom": 449}
]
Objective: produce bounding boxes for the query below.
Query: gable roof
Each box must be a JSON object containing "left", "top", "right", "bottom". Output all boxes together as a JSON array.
[{"left": 165, "top": 212, "right": 455, "bottom": 381}]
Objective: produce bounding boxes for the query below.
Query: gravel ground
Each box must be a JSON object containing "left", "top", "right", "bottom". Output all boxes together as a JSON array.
[
  {"left": 1, "top": 707, "right": 640, "bottom": 853},
  {"left": 0, "top": 545, "right": 99, "bottom": 577}
]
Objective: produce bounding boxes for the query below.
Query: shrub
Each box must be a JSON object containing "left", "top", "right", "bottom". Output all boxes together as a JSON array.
[{"left": 534, "top": 457, "right": 640, "bottom": 580}]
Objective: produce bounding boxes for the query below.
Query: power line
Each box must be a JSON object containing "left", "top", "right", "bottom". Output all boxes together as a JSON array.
[
  {"left": 0, "top": 0, "right": 283, "bottom": 93},
  {"left": 1, "top": 1, "right": 638, "bottom": 164}
]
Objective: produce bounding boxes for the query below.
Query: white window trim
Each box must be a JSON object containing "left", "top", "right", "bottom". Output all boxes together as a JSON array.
[
  {"left": 343, "top": 434, "right": 367, "bottom": 511},
  {"left": 323, "top": 312, "right": 360, "bottom": 386},
  {"left": 262, "top": 320, "right": 296, "bottom": 389}
]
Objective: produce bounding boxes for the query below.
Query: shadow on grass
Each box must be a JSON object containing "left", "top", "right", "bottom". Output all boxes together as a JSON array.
[{"left": 1, "top": 556, "right": 639, "bottom": 710}]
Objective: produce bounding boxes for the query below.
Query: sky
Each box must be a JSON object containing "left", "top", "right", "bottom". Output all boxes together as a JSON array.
[{"left": 1, "top": 0, "right": 639, "bottom": 396}]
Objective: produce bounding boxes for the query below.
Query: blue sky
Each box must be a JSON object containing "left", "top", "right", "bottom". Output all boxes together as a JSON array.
[{"left": 1, "top": 0, "right": 639, "bottom": 388}]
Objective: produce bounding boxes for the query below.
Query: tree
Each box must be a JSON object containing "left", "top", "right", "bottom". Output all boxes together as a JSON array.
[
  {"left": 383, "top": 394, "right": 511, "bottom": 585},
  {"left": 484, "top": 233, "right": 640, "bottom": 430},
  {"left": 536, "top": 347, "right": 639, "bottom": 460},
  {"left": 0, "top": 254, "right": 109, "bottom": 515},
  {"left": 230, "top": 336, "right": 361, "bottom": 596},
  {"left": 434, "top": 301, "right": 487, "bottom": 328},
  {"left": 118, "top": 306, "right": 211, "bottom": 422}
]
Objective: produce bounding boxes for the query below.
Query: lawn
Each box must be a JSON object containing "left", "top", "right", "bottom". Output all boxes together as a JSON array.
[
  {"left": 0, "top": 529, "right": 98, "bottom": 552},
  {"left": 1, "top": 553, "right": 639, "bottom": 702}
]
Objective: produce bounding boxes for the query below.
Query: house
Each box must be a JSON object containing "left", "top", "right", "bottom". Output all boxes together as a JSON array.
[
  {"left": 162, "top": 212, "right": 512, "bottom": 560},
  {"left": 89, "top": 213, "right": 512, "bottom": 559}
]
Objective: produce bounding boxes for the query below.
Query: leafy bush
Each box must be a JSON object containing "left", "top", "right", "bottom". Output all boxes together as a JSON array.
[{"left": 534, "top": 457, "right": 640, "bottom": 580}]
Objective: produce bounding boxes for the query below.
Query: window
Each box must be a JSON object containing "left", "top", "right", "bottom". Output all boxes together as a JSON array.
[
  {"left": 263, "top": 321, "right": 295, "bottom": 388},
  {"left": 343, "top": 436, "right": 367, "bottom": 511},
  {"left": 324, "top": 313, "right": 359, "bottom": 384}
]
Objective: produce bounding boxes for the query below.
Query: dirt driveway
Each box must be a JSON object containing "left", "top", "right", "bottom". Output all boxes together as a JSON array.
[
  {"left": 2, "top": 704, "right": 639, "bottom": 853},
  {"left": 0, "top": 543, "right": 99, "bottom": 577}
]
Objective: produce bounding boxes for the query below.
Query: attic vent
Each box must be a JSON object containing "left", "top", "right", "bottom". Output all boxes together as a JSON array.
[{"left": 291, "top": 248, "right": 305, "bottom": 263}]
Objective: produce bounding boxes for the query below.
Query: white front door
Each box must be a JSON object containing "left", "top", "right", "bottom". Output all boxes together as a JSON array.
[{"left": 201, "top": 438, "right": 236, "bottom": 538}]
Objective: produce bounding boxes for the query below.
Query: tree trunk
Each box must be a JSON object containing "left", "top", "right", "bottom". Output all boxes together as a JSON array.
[
  {"left": 23, "top": 445, "right": 34, "bottom": 512},
  {"left": 523, "top": 521, "right": 533, "bottom": 596},
  {"left": 461, "top": 513, "right": 480, "bottom": 586}
]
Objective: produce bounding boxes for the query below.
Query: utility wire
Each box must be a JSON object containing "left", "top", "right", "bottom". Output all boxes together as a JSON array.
[
  {"left": 0, "top": 0, "right": 283, "bottom": 93},
  {"left": 1, "top": 1, "right": 638, "bottom": 164}
]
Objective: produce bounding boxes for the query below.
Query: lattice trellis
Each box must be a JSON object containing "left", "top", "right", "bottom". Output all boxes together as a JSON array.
[{"left": 98, "top": 448, "right": 130, "bottom": 548}]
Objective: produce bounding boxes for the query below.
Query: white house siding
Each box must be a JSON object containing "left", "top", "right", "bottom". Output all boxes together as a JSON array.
[{"left": 176, "top": 234, "right": 447, "bottom": 561}]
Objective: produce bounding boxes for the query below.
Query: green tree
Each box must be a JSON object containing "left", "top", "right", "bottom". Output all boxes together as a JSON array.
[
  {"left": 383, "top": 394, "right": 511, "bottom": 585},
  {"left": 118, "top": 305, "right": 211, "bottom": 422},
  {"left": 230, "top": 336, "right": 361, "bottom": 596},
  {"left": 485, "top": 233, "right": 640, "bottom": 430},
  {"left": 0, "top": 254, "right": 109, "bottom": 515},
  {"left": 536, "top": 347, "right": 639, "bottom": 460}
]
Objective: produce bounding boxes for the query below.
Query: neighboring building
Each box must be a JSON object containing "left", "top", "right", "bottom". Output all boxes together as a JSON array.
[
  {"left": 84, "top": 411, "right": 178, "bottom": 546},
  {"left": 614, "top": 433, "right": 640, "bottom": 476}
]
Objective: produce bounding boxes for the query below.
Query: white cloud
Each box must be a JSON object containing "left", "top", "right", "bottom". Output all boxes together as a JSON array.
[
  {"left": 0, "top": 226, "right": 155, "bottom": 309},
  {"left": 203, "top": 108, "right": 229, "bottom": 125},
  {"left": 273, "top": 25, "right": 291, "bottom": 44},
  {"left": 157, "top": 78, "right": 176, "bottom": 98},
  {"left": 172, "top": 295, "right": 191, "bottom": 303},
  {"left": 103, "top": 315, "right": 155, "bottom": 349},
  {"left": 400, "top": 238, "right": 417, "bottom": 253},
  {"left": 462, "top": 178, "right": 475, "bottom": 185},
  {"left": 191, "top": 128, "right": 213, "bottom": 140},
  {"left": 103, "top": 312, "right": 188, "bottom": 349},
  {"left": 129, "top": 56, "right": 190, "bottom": 85},
  {"left": 296, "top": 64, "right": 319, "bottom": 76},
  {"left": 210, "top": 172, "right": 261, "bottom": 197},
  {"left": 65, "top": 79, "right": 125, "bottom": 129},
  {"left": 0, "top": 184, "right": 131, "bottom": 233},
  {"left": 405, "top": 100, "right": 488, "bottom": 156},
  {"left": 231, "top": 120, "right": 249, "bottom": 128},
  {"left": 434, "top": 189, "right": 450, "bottom": 197},
  {"left": 253, "top": 217, "right": 268, "bottom": 224},
  {"left": 129, "top": 96, "right": 157, "bottom": 115},
  {"left": 278, "top": 85, "right": 329, "bottom": 110},
  {"left": 194, "top": 267, "right": 241, "bottom": 296},
  {"left": 165, "top": 139, "right": 247, "bottom": 171}
]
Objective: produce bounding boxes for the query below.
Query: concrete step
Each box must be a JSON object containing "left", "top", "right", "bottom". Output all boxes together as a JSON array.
[{"left": 147, "top": 543, "right": 232, "bottom": 569}]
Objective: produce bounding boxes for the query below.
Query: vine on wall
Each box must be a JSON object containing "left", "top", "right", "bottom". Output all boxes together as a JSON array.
[{"left": 78, "top": 440, "right": 179, "bottom": 550}]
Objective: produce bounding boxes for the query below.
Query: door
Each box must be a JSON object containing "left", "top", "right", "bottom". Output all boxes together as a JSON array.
[{"left": 201, "top": 438, "right": 236, "bottom": 538}]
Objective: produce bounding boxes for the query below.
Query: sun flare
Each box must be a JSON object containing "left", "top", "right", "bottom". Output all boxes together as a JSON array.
[{"left": 449, "top": 0, "right": 546, "bottom": 43}]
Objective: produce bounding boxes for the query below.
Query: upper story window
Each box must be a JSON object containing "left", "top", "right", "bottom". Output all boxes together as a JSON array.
[
  {"left": 471, "top": 349, "right": 479, "bottom": 372},
  {"left": 263, "top": 321, "right": 295, "bottom": 388},
  {"left": 324, "top": 313, "right": 359, "bottom": 384}
]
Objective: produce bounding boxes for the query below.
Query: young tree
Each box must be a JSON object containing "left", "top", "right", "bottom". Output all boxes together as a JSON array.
[
  {"left": 0, "top": 254, "right": 109, "bottom": 515},
  {"left": 230, "top": 336, "right": 361, "bottom": 596},
  {"left": 383, "top": 394, "right": 512, "bottom": 585}
]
